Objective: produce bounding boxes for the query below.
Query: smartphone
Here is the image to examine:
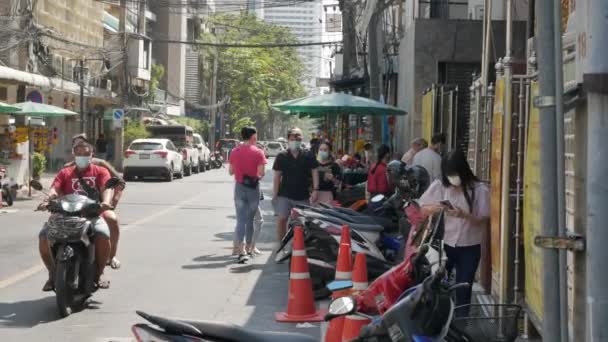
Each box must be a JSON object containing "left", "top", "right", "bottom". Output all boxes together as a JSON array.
[{"left": 439, "top": 200, "right": 454, "bottom": 210}]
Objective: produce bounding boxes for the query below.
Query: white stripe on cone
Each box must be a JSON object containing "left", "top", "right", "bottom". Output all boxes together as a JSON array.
[
  {"left": 290, "top": 272, "right": 311, "bottom": 280},
  {"left": 335, "top": 271, "right": 352, "bottom": 279},
  {"left": 292, "top": 250, "right": 306, "bottom": 256},
  {"left": 345, "top": 315, "right": 370, "bottom": 321},
  {"left": 353, "top": 282, "right": 368, "bottom": 290}
]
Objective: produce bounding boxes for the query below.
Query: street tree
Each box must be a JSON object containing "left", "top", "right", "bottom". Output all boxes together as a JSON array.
[{"left": 200, "top": 14, "right": 306, "bottom": 140}]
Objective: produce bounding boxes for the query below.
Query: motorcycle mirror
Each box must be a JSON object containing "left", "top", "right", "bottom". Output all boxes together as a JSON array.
[
  {"left": 325, "top": 296, "right": 356, "bottom": 321},
  {"left": 327, "top": 280, "right": 353, "bottom": 292},
  {"left": 30, "top": 180, "right": 44, "bottom": 191},
  {"left": 105, "top": 177, "right": 121, "bottom": 189},
  {"left": 370, "top": 194, "right": 385, "bottom": 203}
]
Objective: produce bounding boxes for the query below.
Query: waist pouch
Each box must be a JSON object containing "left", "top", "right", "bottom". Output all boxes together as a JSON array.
[{"left": 241, "top": 175, "right": 260, "bottom": 189}]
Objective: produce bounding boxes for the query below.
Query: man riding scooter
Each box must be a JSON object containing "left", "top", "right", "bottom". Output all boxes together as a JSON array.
[
  {"left": 38, "top": 140, "right": 114, "bottom": 290},
  {"left": 67, "top": 133, "right": 125, "bottom": 269}
]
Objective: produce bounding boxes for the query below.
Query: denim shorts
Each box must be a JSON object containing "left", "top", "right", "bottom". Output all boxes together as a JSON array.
[
  {"left": 39, "top": 217, "right": 110, "bottom": 239},
  {"left": 273, "top": 196, "right": 310, "bottom": 218}
]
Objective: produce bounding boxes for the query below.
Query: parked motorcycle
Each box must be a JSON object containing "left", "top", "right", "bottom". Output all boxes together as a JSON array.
[
  {"left": 0, "top": 165, "right": 14, "bottom": 206},
  {"left": 210, "top": 151, "right": 224, "bottom": 169},
  {"left": 275, "top": 163, "right": 431, "bottom": 299},
  {"left": 130, "top": 310, "right": 317, "bottom": 342},
  {"left": 31, "top": 177, "right": 121, "bottom": 317}
]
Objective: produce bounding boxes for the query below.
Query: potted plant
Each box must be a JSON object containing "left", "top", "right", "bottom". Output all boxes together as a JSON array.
[{"left": 32, "top": 152, "right": 47, "bottom": 180}]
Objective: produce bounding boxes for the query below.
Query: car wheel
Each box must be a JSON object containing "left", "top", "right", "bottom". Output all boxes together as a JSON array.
[
  {"left": 176, "top": 164, "right": 184, "bottom": 179},
  {"left": 184, "top": 162, "right": 192, "bottom": 176},
  {"left": 166, "top": 165, "right": 174, "bottom": 182},
  {"left": 199, "top": 160, "right": 205, "bottom": 173}
]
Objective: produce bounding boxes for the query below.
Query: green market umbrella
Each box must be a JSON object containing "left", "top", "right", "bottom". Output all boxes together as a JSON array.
[
  {"left": 12, "top": 101, "right": 78, "bottom": 117},
  {"left": 0, "top": 101, "right": 20, "bottom": 113},
  {"left": 272, "top": 92, "right": 407, "bottom": 116}
]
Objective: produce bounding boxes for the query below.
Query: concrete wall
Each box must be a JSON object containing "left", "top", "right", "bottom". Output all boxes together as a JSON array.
[{"left": 393, "top": 19, "right": 527, "bottom": 156}]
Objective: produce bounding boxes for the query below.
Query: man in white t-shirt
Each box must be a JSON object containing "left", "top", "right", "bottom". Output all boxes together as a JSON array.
[
  {"left": 412, "top": 133, "right": 446, "bottom": 181},
  {"left": 401, "top": 137, "right": 428, "bottom": 165}
]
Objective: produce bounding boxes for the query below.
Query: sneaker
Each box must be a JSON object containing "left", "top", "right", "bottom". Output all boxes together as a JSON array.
[
  {"left": 252, "top": 247, "right": 262, "bottom": 255},
  {"left": 237, "top": 254, "right": 250, "bottom": 264}
]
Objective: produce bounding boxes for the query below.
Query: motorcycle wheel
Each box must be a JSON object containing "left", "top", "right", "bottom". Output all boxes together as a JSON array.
[
  {"left": 55, "top": 247, "right": 76, "bottom": 317},
  {"left": 3, "top": 189, "right": 12, "bottom": 206}
]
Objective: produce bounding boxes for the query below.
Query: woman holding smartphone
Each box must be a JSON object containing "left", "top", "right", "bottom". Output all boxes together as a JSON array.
[{"left": 418, "top": 149, "right": 490, "bottom": 310}]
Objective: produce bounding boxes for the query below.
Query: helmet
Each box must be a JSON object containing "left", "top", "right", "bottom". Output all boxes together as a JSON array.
[
  {"left": 402, "top": 165, "right": 431, "bottom": 199},
  {"left": 386, "top": 160, "right": 406, "bottom": 184}
]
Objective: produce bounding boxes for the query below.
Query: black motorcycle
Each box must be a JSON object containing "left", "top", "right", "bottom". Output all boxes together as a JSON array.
[
  {"left": 32, "top": 177, "right": 120, "bottom": 317},
  {"left": 0, "top": 165, "right": 13, "bottom": 206},
  {"left": 210, "top": 151, "right": 224, "bottom": 169},
  {"left": 131, "top": 311, "right": 317, "bottom": 342}
]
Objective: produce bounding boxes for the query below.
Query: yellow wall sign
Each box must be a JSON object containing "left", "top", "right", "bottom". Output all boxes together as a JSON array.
[
  {"left": 490, "top": 78, "right": 505, "bottom": 277},
  {"left": 422, "top": 89, "right": 434, "bottom": 143},
  {"left": 523, "top": 81, "right": 543, "bottom": 321}
]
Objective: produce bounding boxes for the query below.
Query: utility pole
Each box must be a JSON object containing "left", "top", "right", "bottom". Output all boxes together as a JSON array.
[
  {"left": 209, "top": 51, "right": 218, "bottom": 150},
  {"left": 115, "top": 0, "right": 128, "bottom": 170},
  {"left": 339, "top": 0, "right": 356, "bottom": 77},
  {"left": 536, "top": 0, "right": 562, "bottom": 340},
  {"left": 584, "top": 0, "right": 608, "bottom": 340},
  {"left": 79, "top": 59, "right": 85, "bottom": 133}
]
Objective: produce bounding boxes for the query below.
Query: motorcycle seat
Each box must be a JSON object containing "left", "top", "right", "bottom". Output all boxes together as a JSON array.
[
  {"left": 182, "top": 319, "right": 318, "bottom": 342},
  {"left": 344, "top": 222, "right": 385, "bottom": 233}
]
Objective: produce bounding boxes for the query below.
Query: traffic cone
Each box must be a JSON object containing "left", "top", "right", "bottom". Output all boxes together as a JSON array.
[
  {"left": 341, "top": 253, "right": 371, "bottom": 342},
  {"left": 324, "top": 229, "right": 354, "bottom": 342},
  {"left": 275, "top": 226, "right": 327, "bottom": 323},
  {"left": 351, "top": 253, "right": 368, "bottom": 294},
  {"left": 340, "top": 224, "right": 351, "bottom": 246}
]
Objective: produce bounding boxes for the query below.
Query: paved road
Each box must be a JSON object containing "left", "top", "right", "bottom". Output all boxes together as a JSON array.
[{"left": 0, "top": 165, "right": 324, "bottom": 341}]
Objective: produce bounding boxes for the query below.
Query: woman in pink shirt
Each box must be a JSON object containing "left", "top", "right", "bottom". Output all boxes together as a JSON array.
[
  {"left": 229, "top": 127, "right": 267, "bottom": 263},
  {"left": 418, "top": 149, "right": 490, "bottom": 310}
]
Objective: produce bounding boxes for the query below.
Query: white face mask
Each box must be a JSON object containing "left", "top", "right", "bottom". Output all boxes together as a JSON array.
[
  {"left": 75, "top": 156, "right": 92, "bottom": 169},
  {"left": 447, "top": 175, "right": 462, "bottom": 187},
  {"left": 288, "top": 141, "right": 301, "bottom": 152}
]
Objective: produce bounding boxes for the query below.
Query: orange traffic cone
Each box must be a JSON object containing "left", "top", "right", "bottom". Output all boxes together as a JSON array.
[
  {"left": 342, "top": 253, "right": 371, "bottom": 342},
  {"left": 324, "top": 229, "right": 354, "bottom": 342},
  {"left": 275, "top": 226, "right": 327, "bottom": 323},
  {"left": 351, "top": 253, "right": 368, "bottom": 294},
  {"left": 340, "top": 224, "right": 351, "bottom": 246}
]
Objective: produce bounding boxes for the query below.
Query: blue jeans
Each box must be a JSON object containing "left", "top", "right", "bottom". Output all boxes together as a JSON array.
[
  {"left": 445, "top": 244, "right": 481, "bottom": 310},
  {"left": 234, "top": 183, "right": 261, "bottom": 244}
]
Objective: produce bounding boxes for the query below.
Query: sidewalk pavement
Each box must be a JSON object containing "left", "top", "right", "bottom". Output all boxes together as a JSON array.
[{"left": 14, "top": 173, "right": 54, "bottom": 201}]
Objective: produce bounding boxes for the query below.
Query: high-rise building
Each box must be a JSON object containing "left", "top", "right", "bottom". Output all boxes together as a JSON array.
[{"left": 263, "top": 1, "right": 323, "bottom": 95}]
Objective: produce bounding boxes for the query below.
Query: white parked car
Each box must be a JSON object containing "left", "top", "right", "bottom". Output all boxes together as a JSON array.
[
  {"left": 193, "top": 133, "right": 211, "bottom": 171},
  {"left": 123, "top": 139, "right": 184, "bottom": 182},
  {"left": 265, "top": 141, "right": 285, "bottom": 158}
]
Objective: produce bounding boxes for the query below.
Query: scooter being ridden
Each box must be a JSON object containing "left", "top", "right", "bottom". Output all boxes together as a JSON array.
[{"left": 32, "top": 177, "right": 121, "bottom": 317}]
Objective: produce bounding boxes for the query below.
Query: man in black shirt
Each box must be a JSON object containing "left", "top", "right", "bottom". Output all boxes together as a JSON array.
[{"left": 272, "top": 127, "right": 319, "bottom": 241}]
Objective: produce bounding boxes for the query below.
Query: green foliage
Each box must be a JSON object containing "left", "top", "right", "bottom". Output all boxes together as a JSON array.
[
  {"left": 124, "top": 121, "right": 151, "bottom": 147},
  {"left": 173, "top": 117, "right": 210, "bottom": 139},
  {"left": 201, "top": 14, "right": 306, "bottom": 138},
  {"left": 232, "top": 117, "right": 255, "bottom": 135},
  {"left": 148, "top": 64, "right": 166, "bottom": 102},
  {"left": 32, "top": 152, "right": 46, "bottom": 179}
]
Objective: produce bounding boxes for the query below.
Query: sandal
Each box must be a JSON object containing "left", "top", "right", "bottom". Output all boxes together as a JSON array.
[
  {"left": 95, "top": 277, "right": 111, "bottom": 290},
  {"left": 42, "top": 279, "right": 54, "bottom": 292},
  {"left": 107, "top": 257, "right": 121, "bottom": 269}
]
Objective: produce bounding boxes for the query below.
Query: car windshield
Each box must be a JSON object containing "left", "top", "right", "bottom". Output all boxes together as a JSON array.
[
  {"left": 267, "top": 142, "right": 282, "bottom": 149},
  {"left": 130, "top": 142, "right": 163, "bottom": 151},
  {"left": 155, "top": 135, "right": 187, "bottom": 148},
  {"left": 219, "top": 140, "right": 237, "bottom": 149}
]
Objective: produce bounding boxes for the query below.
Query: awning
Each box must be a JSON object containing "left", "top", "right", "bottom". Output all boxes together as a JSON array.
[{"left": 0, "top": 65, "right": 114, "bottom": 100}]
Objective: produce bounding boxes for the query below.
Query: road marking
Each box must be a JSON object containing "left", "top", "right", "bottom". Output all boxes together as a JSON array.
[
  {"left": 0, "top": 189, "right": 216, "bottom": 290},
  {"left": 0, "top": 263, "right": 44, "bottom": 289}
]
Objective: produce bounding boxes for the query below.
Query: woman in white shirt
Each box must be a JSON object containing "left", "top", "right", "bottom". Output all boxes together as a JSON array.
[{"left": 418, "top": 149, "right": 490, "bottom": 309}]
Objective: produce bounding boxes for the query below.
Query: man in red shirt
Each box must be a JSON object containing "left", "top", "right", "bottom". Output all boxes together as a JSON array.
[
  {"left": 38, "top": 141, "right": 114, "bottom": 291},
  {"left": 229, "top": 126, "right": 267, "bottom": 263}
]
